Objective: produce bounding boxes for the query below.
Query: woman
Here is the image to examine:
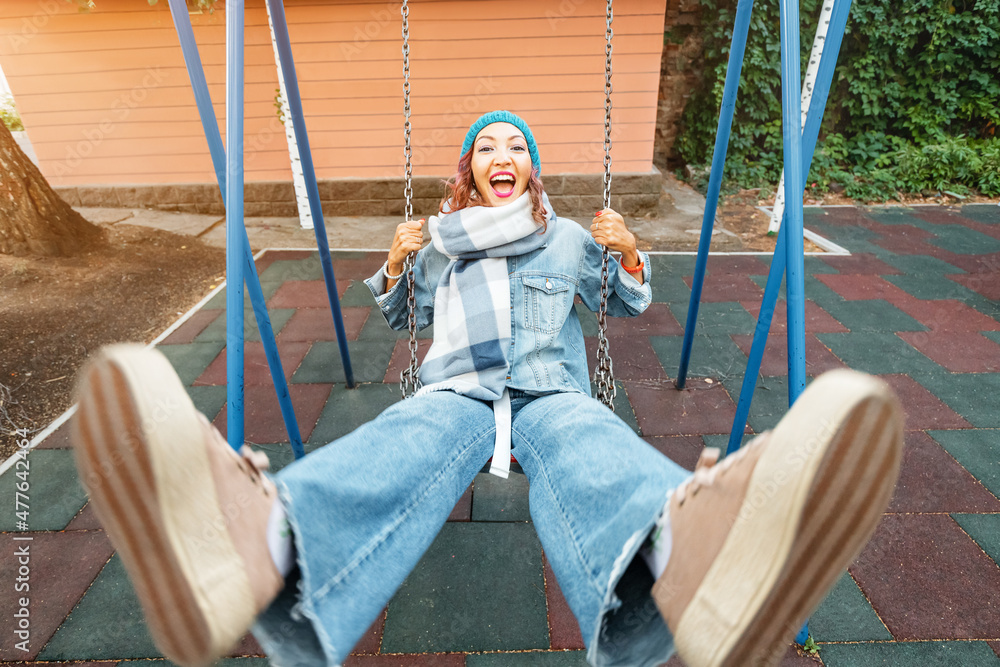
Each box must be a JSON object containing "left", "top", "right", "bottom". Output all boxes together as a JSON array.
[{"left": 71, "top": 111, "right": 903, "bottom": 667}]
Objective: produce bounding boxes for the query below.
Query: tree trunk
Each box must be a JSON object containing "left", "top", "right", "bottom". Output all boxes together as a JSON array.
[{"left": 0, "top": 122, "right": 105, "bottom": 257}]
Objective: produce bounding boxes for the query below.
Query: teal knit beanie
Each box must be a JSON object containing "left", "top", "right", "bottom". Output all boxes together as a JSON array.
[{"left": 460, "top": 110, "right": 541, "bottom": 176}]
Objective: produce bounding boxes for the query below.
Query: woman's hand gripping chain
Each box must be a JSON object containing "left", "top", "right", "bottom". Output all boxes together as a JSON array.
[
  {"left": 591, "top": 208, "right": 644, "bottom": 284},
  {"left": 385, "top": 218, "right": 425, "bottom": 291}
]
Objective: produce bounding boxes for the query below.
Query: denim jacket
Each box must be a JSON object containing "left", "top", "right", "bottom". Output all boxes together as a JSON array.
[{"left": 365, "top": 217, "right": 652, "bottom": 396}]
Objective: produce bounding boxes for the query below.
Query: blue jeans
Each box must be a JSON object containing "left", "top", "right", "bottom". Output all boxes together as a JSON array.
[{"left": 252, "top": 390, "right": 691, "bottom": 667}]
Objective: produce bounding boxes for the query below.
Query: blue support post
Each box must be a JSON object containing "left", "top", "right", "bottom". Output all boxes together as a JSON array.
[
  {"left": 676, "top": 0, "right": 755, "bottom": 388},
  {"left": 167, "top": 0, "right": 308, "bottom": 459},
  {"left": 726, "top": 0, "right": 854, "bottom": 457},
  {"left": 780, "top": 0, "right": 806, "bottom": 403},
  {"left": 264, "top": 0, "right": 356, "bottom": 388},
  {"left": 225, "top": 0, "right": 246, "bottom": 452}
]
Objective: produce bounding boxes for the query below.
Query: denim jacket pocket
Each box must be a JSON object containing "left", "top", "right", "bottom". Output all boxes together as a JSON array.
[{"left": 522, "top": 275, "right": 572, "bottom": 334}]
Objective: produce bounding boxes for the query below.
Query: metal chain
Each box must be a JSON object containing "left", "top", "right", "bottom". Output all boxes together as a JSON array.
[
  {"left": 399, "top": 0, "right": 421, "bottom": 399},
  {"left": 594, "top": 0, "right": 616, "bottom": 410}
]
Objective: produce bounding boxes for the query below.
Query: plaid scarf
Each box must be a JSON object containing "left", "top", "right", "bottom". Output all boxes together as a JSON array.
[{"left": 417, "top": 191, "right": 555, "bottom": 477}]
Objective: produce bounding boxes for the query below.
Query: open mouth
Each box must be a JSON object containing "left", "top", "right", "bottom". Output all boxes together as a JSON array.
[{"left": 489, "top": 171, "right": 517, "bottom": 198}]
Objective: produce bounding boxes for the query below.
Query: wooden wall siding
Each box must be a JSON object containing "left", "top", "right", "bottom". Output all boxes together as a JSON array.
[{"left": 0, "top": 0, "right": 667, "bottom": 187}]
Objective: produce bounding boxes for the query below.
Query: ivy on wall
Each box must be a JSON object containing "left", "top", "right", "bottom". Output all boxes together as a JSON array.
[{"left": 676, "top": 0, "right": 1000, "bottom": 199}]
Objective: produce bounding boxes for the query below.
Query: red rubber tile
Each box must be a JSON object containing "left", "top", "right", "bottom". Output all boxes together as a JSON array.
[
  {"left": 329, "top": 253, "right": 387, "bottom": 281},
  {"left": 888, "top": 431, "right": 1000, "bottom": 513},
  {"left": 948, "top": 272, "right": 1000, "bottom": 301},
  {"left": 0, "top": 531, "right": 114, "bottom": 661},
  {"left": 599, "top": 336, "right": 669, "bottom": 382},
  {"left": 731, "top": 332, "right": 846, "bottom": 377},
  {"left": 278, "top": 307, "right": 370, "bottom": 342},
  {"left": 873, "top": 233, "right": 958, "bottom": 260},
  {"left": 912, "top": 208, "right": 1000, "bottom": 241},
  {"left": 878, "top": 374, "right": 972, "bottom": 430},
  {"left": 896, "top": 331, "right": 1000, "bottom": 373},
  {"left": 816, "top": 274, "right": 914, "bottom": 304},
  {"left": 740, "top": 300, "right": 849, "bottom": 334},
  {"left": 820, "top": 253, "right": 902, "bottom": 275},
  {"left": 384, "top": 339, "right": 432, "bottom": 384},
  {"left": 65, "top": 503, "right": 103, "bottom": 531},
  {"left": 213, "top": 383, "right": 333, "bottom": 443},
  {"left": 641, "top": 435, "right": 705, "bottom": 471},
  {"left": 891, "top": 298, "right": 1000, "bottom": 333},
  {"left": 194, "top": 341, "right": 313, "bottom": 386},
  {"left": 606, "top": 303, "right": 683, "bottom": 336},
  {"left": 705, "top": 255, "right": 769, "bottom": 275},
  {"left": 228, "top": 632, "right": 265, "bottom": 657},
  {"left": 269, "top": 280, "right": 351, "bottom": 308},
  {"left": 160, "top": 308, "right": 222, "bottom": 345},
  {"left": 352, "top": 608, "right": 387, "bottom": 654},
  {"left": 624, "top": 380, "right": 743, "bottom": 436},
  {"left": 943, "top": 251, "right": 1000, "bottom": 275},
  {"left": 448, "top": 484, "right": 473, "bottom": 522},
  {"left": 35, "top": 421, "right": 72, "bottom": 449},
  {"left": 682, "top": 273, "right": 764, "bottom": 302},
  {"left": 543, "top": 554, "right": 585, "bottom": 650},
  {"left": 344, "top": 654, "right": 465, "bottom": 666},
  {"left": 851, "top": 514, "right": 1000, "bottom": 640},
  {"left": 990, "top": 641, "right": 1000, "bottom": 658}
]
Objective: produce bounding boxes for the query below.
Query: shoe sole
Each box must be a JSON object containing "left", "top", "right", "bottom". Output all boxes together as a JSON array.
[
  {"left": 673, "top": 369, "right": 903, "bottom": 667},
  {"left": 71, "top": 345, "right": 255, "bottom": 667}
]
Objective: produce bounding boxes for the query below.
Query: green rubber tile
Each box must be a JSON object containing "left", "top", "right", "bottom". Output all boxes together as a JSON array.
[
  {"left": 467, "top": 651, "right": 590, "bottom": 666},
  {"left": 196, "top": 308, "right": 295, "bottom": 343},
  {"left": 918, "top": 374, "right": 1000, "bottom": 428},
  {"left": 186, "top": 384, "right": 227, "bottom": 420},
  {"left": 610, "top": 380, "right": 642, "bottom": 435},
  {"left": 649, "top": 273, "right": 692, "bottom": 304},
  {"left": 471, "top": 471, "right": 531, "bottom": 522},
  {"left": 292, "top": 340, "right": 395, "bottom": 384},
  {"left": 803, "top": 255, "right": 841, "bottom": 274},
  {"left": 703, "top": 432, "right": 755, "bottom": 451},
  {"left": 667, "top": 301, "right": 756, "bottom": 335},
  {"left": 929, "top": 225, "right": 1000, "bottom": 255},
  {"left": 648, "top": 254, "right": 696, "bottom": 276},
  {"left": 865, "top": 206, "right": 925, "bottom": 225},
  {"left": 39, "top": 554, "right": 161, "bottom": 661},
  {"left": 880, "top": 253, "right": 966, "bottom": 276},
  {"left": 0, "top": 449, "right": 88, "bottom": 531},
  {"left": 246, "top": 442, "right": 301, "bottom": 472},
  {"left": 157, "top": 341, "right": 225, "bottom": 386},
  {"left": 811, "top": 572, "right": 892, "bottom": 642},
  {"left": 258, "top": 256, "right": 324, "bottom": 283},
  {"left": 984, "top": 331, "right": 1000, "bottom": 346},
  {"left": 721, "top": 375, "right": 790, "bottom": 434},
  {"left": 307, "top": 383, "right": 400, "bottom": 445},
  {"left": 340, "top": 278, "right": 379, "bottom": 307},
  {"left": 574, "top": 303, "right": 600, "bottom": 336},
  {"left": 819, "top": 299, "right": 927, "bottom": 333},
  {"left": 961, "top": 204, "right": 1000, "bottom": 225},
  {"left": 883, "top": 274, "right": 978, "bottom": 301},
  {"left": 818, "top": 640, "right": 1000, "bottom": 666},
  {"left": 382, "top": 522, "right": 548, "bottom": 653},
  {"left": 650, "top": 334, "right": 748, "bottom": 380},
  {"left": 929, "top": 429, "right": 1000, "bottom": 494},
  {"left": 818, "top": 332, "right": 942, "bottom": 375},
  {"left": 953, "top": 514, "right": 1000, "bottom": 566}
]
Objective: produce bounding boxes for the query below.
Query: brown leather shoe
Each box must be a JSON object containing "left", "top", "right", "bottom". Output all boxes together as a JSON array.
[
  {"left": 653, "top": 369, "right": 903, "bottom": 667},
  {"left": 71, "top": 344, "right": 284, "bottom": 667}
]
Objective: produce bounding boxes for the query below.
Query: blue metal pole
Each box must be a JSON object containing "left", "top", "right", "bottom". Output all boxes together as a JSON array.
[
  {"left": 780, "top": 0, "right": 806, "bottom": 403},
  {"left": 780, "top": 0, "right": 809, "bottom": 646},
  {"left": 167, "top": 0, "right": 304, "bottom": 460},
  {"left": 264, "top": 0, "right": 356, "bottom": 388},
  {"left": 726, "top": 0, "right": 855, "bottom": 457},
  {"left": 676, "top": 0, "right": 755, "bottom": 388},
  {"left": 225, "top": 0, "right": 245, "bottom": 452}
]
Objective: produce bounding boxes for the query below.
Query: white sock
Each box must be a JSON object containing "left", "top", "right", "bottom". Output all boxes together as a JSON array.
[
  {"left": 640, "top": 506, "right": 673, "bottom": 579},
  {"left": 266, "top": 500, "right": 295, "bottom": 578}
]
